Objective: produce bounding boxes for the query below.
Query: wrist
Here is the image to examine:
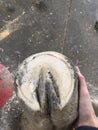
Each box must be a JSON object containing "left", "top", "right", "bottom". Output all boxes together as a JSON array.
[{"left": 78, "top": 116, "right": 98, "bottom": 128}]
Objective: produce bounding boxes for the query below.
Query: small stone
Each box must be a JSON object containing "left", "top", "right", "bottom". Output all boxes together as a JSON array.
[
  {"left": 80, "top": 11, "right": 82, "bottom": 14},
  {"left": 22, "top": 11, "right": 26, "bottom": 15},
  {"left": 76, "top": 50, "right": 79, "bottom": 54},
  {"left": 32, "top": 34, "right": 34, "bottom": 37},
  {"left": 46, "top": 35, "right": 49, "bottom": 38},
  {"left": 38, "top": 41, "right": 41, "bottom": 44},
  {"left": 31, "top": 6, "right": 35, "bottom": 11},
  {"left": 49, "top": 12, "right": 53, "bottom": 15},
  {"left": 8, "top": 15, "right": 10, "bottom": 18},
  {"left": 74, "top": 8, "right": 77, "bottom": 12},
  {"left": 79, "top": 45, "right": 82, "bottom": 48}
]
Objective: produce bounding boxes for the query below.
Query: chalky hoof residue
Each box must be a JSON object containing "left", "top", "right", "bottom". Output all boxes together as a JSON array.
[{"left": 16, "top": 51, "right": 78, "bottom": 130}]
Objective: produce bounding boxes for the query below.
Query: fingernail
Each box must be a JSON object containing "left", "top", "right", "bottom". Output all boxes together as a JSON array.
[{"left": 75, "top": 66, "right": 79, "bottom": 72}]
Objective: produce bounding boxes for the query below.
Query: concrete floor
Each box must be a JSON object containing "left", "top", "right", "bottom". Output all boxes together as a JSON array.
[{"left": 0, "top": 0, "right": 98, "bottom": 129}]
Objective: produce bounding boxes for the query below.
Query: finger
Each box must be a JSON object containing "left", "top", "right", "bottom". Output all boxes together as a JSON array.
[
  {"left": 75, "top": 66, "right": 95, "bottom": 116},
  {"left": 75, "top": 66, "right": 89, "bottom": 97},
  {"left": 76, "top": 66, "right": 87, "bottom": 87}
]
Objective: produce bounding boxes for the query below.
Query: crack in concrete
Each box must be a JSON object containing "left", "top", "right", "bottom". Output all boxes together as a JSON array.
[{"left": 60, "top": 0, "right": 72, "bottom": 53}]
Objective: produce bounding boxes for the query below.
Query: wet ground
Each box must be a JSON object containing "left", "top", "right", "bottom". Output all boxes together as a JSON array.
[{"left": 0, "top": 0, "right": 98, "bottom": 130}]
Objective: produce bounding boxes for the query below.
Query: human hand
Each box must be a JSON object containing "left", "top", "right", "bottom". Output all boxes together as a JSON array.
[{"left": 75, "top": 66, "right": 98, "bottom": 128}]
